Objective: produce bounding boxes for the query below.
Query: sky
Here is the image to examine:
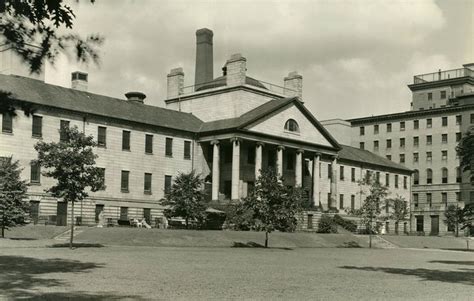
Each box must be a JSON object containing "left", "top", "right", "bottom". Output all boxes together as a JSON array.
[{"left": 45, "top": 0, "right": 474, "bottom": 121}]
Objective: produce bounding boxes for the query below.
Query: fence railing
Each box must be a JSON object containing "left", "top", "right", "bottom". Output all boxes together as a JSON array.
[{"left": 413, "top": 67, "right": 474, "bottom": 84}]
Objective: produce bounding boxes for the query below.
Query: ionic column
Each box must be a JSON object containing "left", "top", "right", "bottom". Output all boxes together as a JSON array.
[
  {"left": 276, "top": 145, "right": 285, "bottom": 178},
  {"left": 211, "top": 140, "right": 220, "bottom": 201},
  {"left": 231, "top": 138, "right": 241, "bottom": 200},
  {"left": 312, "top": 153, "right": 321, "bottom": 209},
  {"left": 330, "top": 155, "right": 338, "bottom": 209},
  {"left": 255, "top": 142, "right": 264, "bottom": 180},
  {"left": 295, "top": 149, "right": 304, "bottom": 187}
]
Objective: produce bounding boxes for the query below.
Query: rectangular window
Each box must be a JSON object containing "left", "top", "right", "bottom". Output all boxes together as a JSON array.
[
  {"left": 2, "top": 113, "right": 13, "bottom": 133},
  {"left": 413, "top": 152, "right": 419, "bottom": 163},
  {"left": 426, "top": 135, "right": 432, "bottom": 145},
  {"left": 224, "top": 180, "right": 232, "bottom": 199},
  {"left": 32, "top": 115, "right": 42, "bottom": 137},
  {"left": 98, "top": 126, "right": 107, "bottom": 147},
  {"left": 373, "top": 140, "right": 379, "bottom": 151},
  {"left": 427, "top": 118, "right": 432, "bottom": 128},
  {"left": 374, "top": 124, "right": 379, "bottom": 134},
  {"left": 30, "top": 161, "right": 41, "bottom": 183},
  {"left": 442, "top": 192, "right": 447, "bottom": 206},
  {"left": 441, "top": 134, "right": 448, "bottom": 144},
  {"left": 456, "top": 192, "right": 460, "bottom": 202},
  {"left": 376, "top": 171, "right": 380, "bottom": 183},
  {"left": 121, "top": 170, "right": 129, "bottom": 192},
  {"left": 359, "top": 126, "right": 365, "bottom": 136},
  {"left": 351, "top": 195, "right": 355, "bottom": 210},
  {"left": 339, "top": 194, "right": 344, "bottom": 209},
  {"left": 400, "top": 121, "right": 405, "bottom": 131},
  {"left": 145, "top": 134, "right": 153, "bottom": 154},
  {"left": 164, "top": 175, "right": 172, "bottom": 194},
  {"left": 456, "top": 115, "right": 462, "bottom": 125},
  {"left": 414, "top": 194, "right": 419, "bottom": 208},
  {"left": 399, "top": 154, "right": 405, "bottom": 163},
  {"left": 416, "top": 215, "right": 423, "bottom": 232},
  {"left": 403, "top": 176, "right": 407, "bottom": 189},
  {"left": 328, "top": 164, "right": 332, "bottom": 179},
  {"left": 456, "top": 132, "right": 462, "bottom": 142},
  {"left": 59, "top": 120, "right": 70, "bottom": 142},
  {"left": 413, "top": 136, "right": 419, "bottom": 147},
  {"left": 442, "top": 150, "right": 447, "bottom": 161},
  {"left": 414, "top": 120, "right": 419, "bottom": 130},
  {"left": 386, "top": 139, "right": 391, "bottom": 149},
  {"left": 339, "top": 166, "right": 344, "bottom": 180},
  {"left": 286, "top": 153, "right": 294, "bottom": 170},
  {"left": 400, "top": 138, "right": 405, "bottom": 148},
  {"left": 98, "top": 168, "right": 105, "bottom": 190},
  {"left": 386, "top": 155, "right": 391, "bottom": 161},
  {"left": 442, "top": 116, "right": 448, "bottom": 127},
  {"left": 387, "top": 123, "right": 392, "bottom": 133},
  {"left": 471, "top": 113, "right": 474, "bottom": 124},
  {"left": 440, "top": 90, "right": 446, "bottom": 99},
  {"left": 427, "top": 92, "right": 432, "bottom": 101},
  {"left": 165, "top": 138, "right": 173, "bottom": 157},
  {"left": 144, "top": 173, "right": 152, "bottom": 194},
  {"left": 427, "top": 193, "right": 432, "bottom": 207},
  {"left": 426, "top": 151, "right": 432, "bottom": 161},
  {"left": 351, "top": 167, "right": 356, "bottom": 182},
  {"left": 184, "top": 141, "right": 191, "bottom": 160},
  {"left": 359, "top": 142, "right": 365, "bottom": 150},
  {"left": 395, "top": 175, "right": 399, "bottom": 188},
  {"left": 122, "top": 130, "right": 131, "bottom": 151},
  {"left": 385, "top": 173, "right": 390, "bottom": 186}
]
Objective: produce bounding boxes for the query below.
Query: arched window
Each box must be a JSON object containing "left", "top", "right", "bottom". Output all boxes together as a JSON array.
[
  {"left": 284, "top": 119, "right": 299, "bottom": 133},
  {"left": 413, "top": 169, "right": 419, "bottom": 185},
  {"left": 426, "top": 168, "right": 433, "bottom": 184},
  {"left": 441, "top": 168, "right": 448, "bottom": 184}
]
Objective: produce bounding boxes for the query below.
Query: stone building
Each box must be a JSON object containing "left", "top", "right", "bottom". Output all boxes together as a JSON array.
[
  {"left": 324, "top": 64, "right": 474, "bottom": 235},
  {"left": 0, "top": 28, "right": 411, "bottom": 230}
]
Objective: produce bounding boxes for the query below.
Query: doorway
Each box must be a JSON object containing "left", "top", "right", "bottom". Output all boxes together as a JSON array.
[
  {"left": 29, "top": 201, "right": 40, "bottom": 224},
  {"left": 430, "top": 215, "right": 439, "bottom": 235},
  {"left": 95, "top": 204, "right": 104, "bottom": 223},
  {"left": 56, "top": 202, "right": 68, "bottom": 226},
  {"left": 307, "top": 214, "right": 313, "bottom": 230},
  {"left": 144, "top": 208, "right": 151, "bottom": 224}
]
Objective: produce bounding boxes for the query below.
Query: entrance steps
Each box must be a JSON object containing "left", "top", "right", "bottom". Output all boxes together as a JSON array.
[{"left": 53, "top": 227, "right": 84, "bottom": 241}]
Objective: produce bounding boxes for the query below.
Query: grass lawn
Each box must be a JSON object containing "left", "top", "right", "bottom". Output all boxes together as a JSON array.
[{"left": 0, "top": 245, "right": 472, "bottom": 300}]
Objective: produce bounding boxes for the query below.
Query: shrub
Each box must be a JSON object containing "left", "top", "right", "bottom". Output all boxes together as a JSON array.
[
  {"left": 333, "top": 214, "right": 358, "bottom": 232},
  {"left": 317, "top": 214, "right": 337, "bottom": 233}
]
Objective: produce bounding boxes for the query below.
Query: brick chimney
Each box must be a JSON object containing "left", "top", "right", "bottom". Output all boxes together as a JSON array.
[
  {"left": 125, "top": 91, "right": 146, "bottom": 104},
  {"left": 225, "top": 53, "right": 247, "bottom": 87},
  {"left": 284, "top": 71, "right": 302, "bottom": 99},
  {"left": 167, "top": 67, "right": 184, "bottom": 99},
  {"left": 71, "top": 71, "right": 88, "bottom": 91},
  {"left": 195, "top": 28, "right": 214, "bottom": 89}
]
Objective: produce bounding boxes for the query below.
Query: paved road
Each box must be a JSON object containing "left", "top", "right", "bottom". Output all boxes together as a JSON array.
[{"left": 0, "top": 245, "right": 472, "bottom": 300}]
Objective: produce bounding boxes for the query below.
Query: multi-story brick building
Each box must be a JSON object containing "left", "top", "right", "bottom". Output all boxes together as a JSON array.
[
  {"left": 324, "top": 64, "right": 474, "bottom": 235},
  {"left": 0, "top": 28, "right": 411, "bottom": 230}
]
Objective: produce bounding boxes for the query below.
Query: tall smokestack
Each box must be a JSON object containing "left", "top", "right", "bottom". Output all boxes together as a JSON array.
[{"left": 194, "top": 28, "right": 214, "bottom": 88}]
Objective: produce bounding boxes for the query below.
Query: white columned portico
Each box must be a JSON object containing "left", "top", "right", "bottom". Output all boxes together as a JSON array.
[
  {"left": 231, "top": 138, "right": 241, "bottom": 200},
  {"left": 255, "top": 142, "right": 264, "bottom": 180},
  {"left": 330, "top": 155, "right": 338, "bottom": 209},
  {"left": 211, "top": 140, "right": 220, "bottom": 201},
  {"left": 276, "top": 145, "right": 284, "bottom": 177},
  {"left": 312, "top": 153, "right": 321, "bottom": 208},
  {"left": 295, "top": 149, "right": 303, "bottom": 187}
]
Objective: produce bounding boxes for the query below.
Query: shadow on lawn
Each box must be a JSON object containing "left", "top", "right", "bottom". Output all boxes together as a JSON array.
[
  {"left": 339, "top": 265, "right": 474, "bottom": 286},
  {"left": 49, "top": 243, "right": 105, "bottom": 248},
  {"left": 0, "top": 256, "right": 145, "bottom": 300},
  {"left": 232, "top": 241, "right": 293, "bottom": 250},
  {"left": 429, "top": 260, "right": 474, "bottom": 266}
]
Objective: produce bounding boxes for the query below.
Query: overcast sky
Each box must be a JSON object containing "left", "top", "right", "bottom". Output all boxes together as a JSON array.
[{"left": 45, "top": 0, "right": 473, "bottom": 121}]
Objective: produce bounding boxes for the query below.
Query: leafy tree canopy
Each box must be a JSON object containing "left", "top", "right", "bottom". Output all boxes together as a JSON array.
[
  {"left": 159, "top": 170, "right": 209, "bottom": 229},
  {"left": 1, "top": 0, "right": 103, "bottom": 73},
  {"left": 456, "top": 129, "right": 474, "bottom": 183},
  {"left": 0, "top": 156, "right": 29, "bottom": 238}
]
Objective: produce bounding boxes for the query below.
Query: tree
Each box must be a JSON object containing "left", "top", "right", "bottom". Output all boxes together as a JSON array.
[
  {"left": 0, "top": 157, "right": 29, "bottom": 238},
  {"left": 354, "top": 174, "right": 389, "bottom": 248},
  {"left": 387, "top": 196, "right": 408, "bottom": 235},
  {"left": 34, "top": 126, "right": 104, "bottom": 249},
  {"left": 444, "top": 204, "right": 464, "bottom": 237},
  {"left": 1, "top": 0, "right": 103, "bottom": 74},
  {"left": 159, "top": 171, "right": 209, "bottom": 229},
  {"left": 456, "top": 129, "right": 474, "bottom": 184},
  {"left": 240, "top": 168, "right": 304, "bottom": 248}
]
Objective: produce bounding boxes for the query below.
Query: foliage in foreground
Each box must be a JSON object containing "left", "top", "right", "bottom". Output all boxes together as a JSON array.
[
  {"left": 317, "top": 214, "right": 338, "bottom": 233},
  {"left": 35, "top": 126, "right": 104, "bottom": 248},
  {"left": 160, "top": 171, "right": 209, "bottom": 229},
  {"left": 0, "top": 157, "right": 29, "bottom": 238},
  {"left": 456, "top": 129, "right": 474, "bottom": 184}
]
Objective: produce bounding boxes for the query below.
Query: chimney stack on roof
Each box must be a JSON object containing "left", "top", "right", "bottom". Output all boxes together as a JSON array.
[
  {"left": 225, "top": 53, "right": 247, "bottom": 87},
  {"left": 125, "top": 91, "right": 146, "bottom": 104},
  {"left": 284, "top": 71, "right": 303, "bottom": 99},
  {"left": 194, "top": 28, "right": 214, "bottom": 90},
  {"left": 167, "top": 67, "right": 184, "bottom": 99},
  {"left": 71, "top": 71, "right": 88, "bottom": 91}
]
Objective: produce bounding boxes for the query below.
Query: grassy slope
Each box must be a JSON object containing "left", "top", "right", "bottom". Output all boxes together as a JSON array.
[{"left": 1, "top": 225, "right": 68, "bottom": 240}]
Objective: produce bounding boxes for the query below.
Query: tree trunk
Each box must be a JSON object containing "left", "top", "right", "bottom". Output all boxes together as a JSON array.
[
  {"left": 265, "top": 231, "right": 268, "bottom": 248},
  {"left": 1, "top": 225, "right": 4, "bottom": 238},
  {"left": 185, "top": 218, "right": 189, "bottom": 229},
  {"left": 369, "top": 218, "right": 372, "bottom": 249},
  {"left": 70, "top": 201, "right": 74, "bottom": 249},
  {"left": 455, "top": 222, "right": 459, "bottom": 237}
]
